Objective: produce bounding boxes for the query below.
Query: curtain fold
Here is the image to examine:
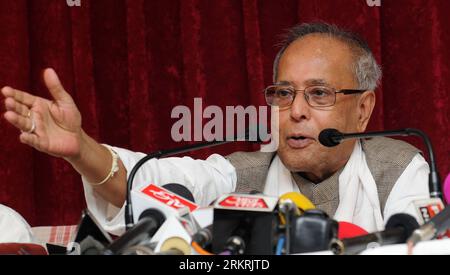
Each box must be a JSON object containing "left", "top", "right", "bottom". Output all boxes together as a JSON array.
[{"left": 0, "top": 0, "right": 448, "bottom": 226}]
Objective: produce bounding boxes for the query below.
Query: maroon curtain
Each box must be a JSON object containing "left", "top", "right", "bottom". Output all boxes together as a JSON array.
[{"left": 0, "top": 0, "right": 449, "bottom": 226}]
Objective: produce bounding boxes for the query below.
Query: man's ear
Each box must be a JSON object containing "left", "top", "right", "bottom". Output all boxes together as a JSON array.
[{"left": 357, "top": 91, "right": 376, "bottom": 132}]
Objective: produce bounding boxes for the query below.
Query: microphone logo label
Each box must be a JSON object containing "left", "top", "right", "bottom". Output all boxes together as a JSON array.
[
  {"left": 414, "top": 198, "right": 444, "bottom": 224},
  {"left": 141, "top": 184, "right": 198, "bottom": 212},
  {"left": 219, "top": 195, "right": 269, "bottom": 209},
  {"left": 414, "top": 198, "right": 450, "bottom": 239}
]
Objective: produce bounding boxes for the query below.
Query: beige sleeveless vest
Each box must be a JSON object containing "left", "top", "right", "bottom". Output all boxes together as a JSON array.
[{"left": 225, "top": 137, "right": 421, "bottom": 217}]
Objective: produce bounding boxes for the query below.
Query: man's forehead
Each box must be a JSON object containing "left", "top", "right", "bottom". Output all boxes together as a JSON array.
[
  {"left": 282, "top": 34, "right": 354, "bottom": 66},
  {"left": 276, "top": 35, "right": 356, "bottom": 88}
]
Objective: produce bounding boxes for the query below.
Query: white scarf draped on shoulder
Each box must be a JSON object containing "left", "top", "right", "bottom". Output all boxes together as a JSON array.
[{"left": 264, "top": 141, "right": 385, "bottom": 232}]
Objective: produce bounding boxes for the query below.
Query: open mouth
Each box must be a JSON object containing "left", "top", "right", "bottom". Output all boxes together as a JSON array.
[
  {"left": 287, "top": 135, "right": 314, "bottom": 149},
  {"left": 291, "top": 136, "right": 307, "bottom": 140}
]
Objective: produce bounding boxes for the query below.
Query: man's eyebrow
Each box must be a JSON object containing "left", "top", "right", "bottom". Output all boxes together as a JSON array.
[
  {"left": 304, "top": 79, "right": 329, "bottom": 86},
  {"left": 275, "top": 79, "right": 330, "bottom": 87},
  {"left": 275, "top": 80, "right": 293, "bottom": 86}
]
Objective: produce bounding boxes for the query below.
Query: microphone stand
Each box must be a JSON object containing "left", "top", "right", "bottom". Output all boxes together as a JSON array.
[
  {"left": 125, "top": 129, "right": 266, "bottom": 230},
  {"left": 324, "top": 128, "right": 442, "bottom": 201}
]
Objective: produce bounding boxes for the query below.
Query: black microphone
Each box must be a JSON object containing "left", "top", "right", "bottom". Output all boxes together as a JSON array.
[
  {"left": 407, "top": 206, "right": 450, "bottom": 248},
  {"left": 105, "top": 183, "right": 196, "bottom": 255},
  {"left": 212, "top": 193, "right": 279, "bottom": 255},
  {"left": 125, "top": 125, "right": 269, "bottom": 230},
  {"left": 162, "top": 183, "right": 195, "bottom": 203},
  {"left": 318, "top": 128, "right": 442, "bottom": 201},
  {"left": 103, "top": 209, "right": 166, "bottom": 255},
  {"left": 330, "top": 213, "right": 419, "bottom": 255},
  {"left": 192, "top": 224, "right": 213, "bottom": 249},
  {"left": 289, "top": 209, "right": 338, "bottom": 254},
  {"left": 79, "top": 236, "right": 107, "bottom": 255}
]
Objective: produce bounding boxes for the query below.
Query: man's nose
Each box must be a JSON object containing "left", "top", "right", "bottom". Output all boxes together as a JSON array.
[{"left": 290, "top": 92, "right": 311, "bottom": 121}]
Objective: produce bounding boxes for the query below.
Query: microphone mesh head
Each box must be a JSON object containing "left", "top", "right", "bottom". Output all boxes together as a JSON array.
[
  {"left": 385, "top": 213, "right": 419, "bottom": 242},
  {"left": 162, "top": 183, "right": 195, "bottom": 203},
  {"left": 318, "top": 129, "right": 342, "bottom": 147},
  {"left": 139, "top": 209, "right": 166, "bottom": 225}
]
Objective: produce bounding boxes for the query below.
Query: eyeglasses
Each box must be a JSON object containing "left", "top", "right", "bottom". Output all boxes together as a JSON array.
[{"left": 264, "top": 85, "right": 367, "bottom": 108}]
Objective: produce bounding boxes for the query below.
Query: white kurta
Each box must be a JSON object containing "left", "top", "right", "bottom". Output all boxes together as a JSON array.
[
  {"left": 0, "top": 205, "right": 35, "bottom": 243},
  {"left": 82, "top": 144, "right": 430, "bottom": 236}
]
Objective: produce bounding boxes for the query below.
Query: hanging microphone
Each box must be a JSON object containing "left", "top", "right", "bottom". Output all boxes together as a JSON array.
[
  {"left": 125, "top": 125, "right": 269, "bottom": 230},
  {"left": 330, "top": 213, "right": 419, "bottom": 255},
  {"left": 318, "top": 128, "right": 442, "bottom": 201},
  {"left": 318, "top": 128, "right": 344, "bottom": 147}
]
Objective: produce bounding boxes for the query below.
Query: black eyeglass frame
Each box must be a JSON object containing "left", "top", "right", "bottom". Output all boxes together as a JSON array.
[{"left": 263, "top": 85, "right": 368, "bottom": 108}]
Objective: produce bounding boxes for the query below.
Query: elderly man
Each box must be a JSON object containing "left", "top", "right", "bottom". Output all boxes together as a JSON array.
[{"left": 2, "top": 23, "right": 429, "bottom": 235}]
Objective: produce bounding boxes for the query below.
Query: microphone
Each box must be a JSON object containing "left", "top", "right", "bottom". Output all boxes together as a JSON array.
[
  {"left": 222, "top": 236, "right": 246, "bottom": 255},
  {"left": 161, "top": 183, "right": 195, "bottom": 203},
  {"left": 337, "top": 222, "right": 368, "bottom": 239},
  {"left": 318, "top": 128, "right": 442, "bottom": 201},
  {"left": 278, "top": 192, "right": 315, "bottom": 213},
  {"left": 277, "top": 192, "right": 315, "bottom": 225},
  {"left": 444, "top": 173, "right": 450, "bottom": 204},
  {"left": 103, "top": 208, "right": 166, "bottom": 255},
  {"left": 125, "top": 125, "right": 269, "bottom": 230},
  {"left": 330, "top": 213, "right": 419, "bottom": 255},
  {"left": 131, "top": 183, "right": 199, "bottom": 230},
  {"left": 212, "top": 193, "right": 279, "bottom": 255},
  {"left": 78, "top": 236, "right": 107, "bottom": 255},
  {"left": 123, "top": 236, "right": 191, "bottom": 255},
  {"left": 160, "top": 236, "right": 192, "bottom": 255},
  {"left": 407, "top": 205, "right": 450, "bottom": 250},
  {"left": 277, "top": 192, "right": 316, "bottom": 254},
  {"left": 318, "top": 128, "right": 344, "bottom": 147},
  {"left": 106, "top": 183, "right": 198, "bottom": 255},
  {"left": 289, "top": 209, "right": 338, "bottom": 254},
  {"left": 192, "top": 224, "right": 213, "bottom": 249}
]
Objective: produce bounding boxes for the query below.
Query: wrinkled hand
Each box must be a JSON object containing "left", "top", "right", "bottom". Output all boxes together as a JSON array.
[{"left": 2, "top": 68, "right": 83, "bottom": 159}]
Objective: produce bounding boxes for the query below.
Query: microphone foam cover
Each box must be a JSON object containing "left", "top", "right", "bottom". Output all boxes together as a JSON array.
[
  {"left": 318, "top": 129, "right": 341, "bottom": 147},
  {"left": 338, "top": 222, "right": 368, "bottom": 239},
  {"left": 162, "top": 183, "right": 195, "bottom": 203},
  {"left": 279, "top": 192, "right": 315, "bottom": 212},
  {"left": 139, "top": 208, "right": 166, "bottom": 226},
  {"left": 385, "top": 213, "right": 419, "bottom": 242},
  {"left": 161, "top": 237, "right": 191, "bottom": 255}
]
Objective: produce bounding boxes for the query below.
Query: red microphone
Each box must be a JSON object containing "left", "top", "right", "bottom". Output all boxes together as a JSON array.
[
  {"left": 332, "top": 214, "right": 419, "bottom": 255},
  {"left": 338, "top": 222, "right": 368, "bottom": 239}
]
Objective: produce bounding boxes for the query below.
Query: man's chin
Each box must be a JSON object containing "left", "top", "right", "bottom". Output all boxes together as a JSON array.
[{"left": 277, "top": 150, "right": 313, "bottom": 173}]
